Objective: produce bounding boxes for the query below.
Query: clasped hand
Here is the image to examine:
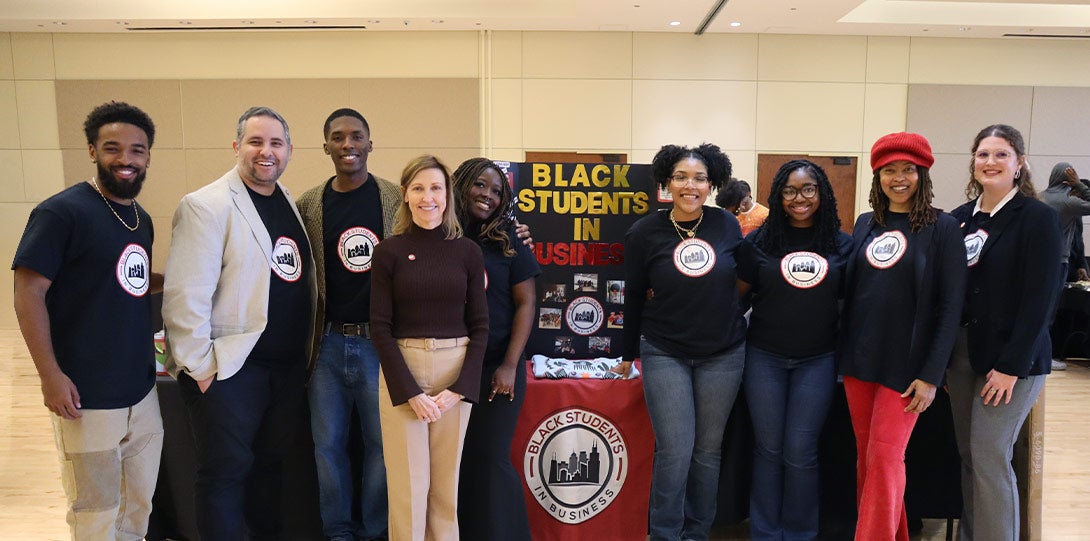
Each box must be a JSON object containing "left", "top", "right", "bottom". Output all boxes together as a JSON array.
[{"left": 408, "top": 390, "right": 464, "bottom": 423}]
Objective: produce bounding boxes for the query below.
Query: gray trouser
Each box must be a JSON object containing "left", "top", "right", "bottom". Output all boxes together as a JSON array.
[{"left": 946, "top": 330, "right": 1044, "bottom": 541}]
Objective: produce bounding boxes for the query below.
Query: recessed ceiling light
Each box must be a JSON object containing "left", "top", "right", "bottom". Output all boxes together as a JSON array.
[
  {"left": 729, "top": 21, "right": 741, "bottom": 27},
  {"left": 669, "top": 21, "right": 681, "bottom": 26}
]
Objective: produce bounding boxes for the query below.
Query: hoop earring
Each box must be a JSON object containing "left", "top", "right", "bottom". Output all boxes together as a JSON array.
[{"left": 1015, "top": 170, "right": 1021, "bottom": 179}]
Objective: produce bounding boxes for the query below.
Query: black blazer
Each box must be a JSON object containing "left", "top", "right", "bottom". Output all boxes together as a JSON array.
[
  {"left": 840, "top": 211, "right": 967, "bottom": 388},
  {"left": 950, "top": 193, "right": 1062, "bottom": 377}
]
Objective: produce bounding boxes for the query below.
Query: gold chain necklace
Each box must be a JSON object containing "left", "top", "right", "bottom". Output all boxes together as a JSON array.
[
  {"left": 669, "top": 209, "right": 703, "bottom": 240},
  {"left": 90, "top": 178, "right": 139, "bottom": 232}
]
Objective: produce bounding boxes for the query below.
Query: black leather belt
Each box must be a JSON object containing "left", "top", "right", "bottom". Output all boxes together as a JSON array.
[{"left": 327, "top": 321, "right": 370, "bottom": 338}]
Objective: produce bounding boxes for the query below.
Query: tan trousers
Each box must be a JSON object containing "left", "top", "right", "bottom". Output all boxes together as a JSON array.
[
  {"left": 51, "top": 387, "right": 164, "bottom": 541},
  {"left": 380, "top": 337, "right": 473, "bottom": 541}
]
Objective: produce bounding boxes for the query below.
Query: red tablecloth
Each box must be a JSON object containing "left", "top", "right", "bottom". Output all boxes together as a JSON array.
[{"left": 511, "top": 361, "right": 653, "bottom": 541}]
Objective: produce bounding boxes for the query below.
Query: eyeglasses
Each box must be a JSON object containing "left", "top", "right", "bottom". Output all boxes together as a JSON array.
[
  {"left": 669, "top": 174, "right": 710, "bottom": 187},
  {"left": 782, "top": 184, "right": 818, "bottom": 200}
]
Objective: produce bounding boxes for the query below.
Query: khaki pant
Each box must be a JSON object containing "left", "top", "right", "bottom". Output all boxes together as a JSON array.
[
  {"left": 380, "top": 337, "right": 473, "bottom": 541},
  {"left": 51, "top": 387, "right": 164, "bottom": 541}
]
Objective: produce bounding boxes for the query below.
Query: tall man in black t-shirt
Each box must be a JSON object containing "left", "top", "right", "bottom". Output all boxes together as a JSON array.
[
  {"left": 13, "top": 101, "right": 164, "bottom": 541},
  {"left": 162, "top": 106, "right": 317, "bottom": 539},
  {"left": 296, "top": 109, "right": 400, "bottom": 541}
]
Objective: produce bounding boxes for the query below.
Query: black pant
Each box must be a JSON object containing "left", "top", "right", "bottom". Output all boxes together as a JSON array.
[
  {"left": 179, "top": 360, "right": 306, "bottom": 541},
  {"left": 457, "top": 360, "right": 531, "bottom": 541}
]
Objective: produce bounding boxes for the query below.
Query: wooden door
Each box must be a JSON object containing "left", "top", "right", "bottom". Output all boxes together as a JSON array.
[{"left": 755, "top": 154, "right": 858, "bottom": 233}]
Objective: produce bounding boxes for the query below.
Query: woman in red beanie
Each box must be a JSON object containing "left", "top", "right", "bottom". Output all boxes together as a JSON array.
[
  {"left": 838, "top": 132, "right": 967, "bottom": 540},
  {"left": 946, "top": 125, "right": 1061, "bottom": 541}
]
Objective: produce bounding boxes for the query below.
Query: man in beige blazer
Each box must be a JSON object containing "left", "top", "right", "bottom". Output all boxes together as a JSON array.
[{"left": 163, "top": 106, "right": 317, "bottom": 540}]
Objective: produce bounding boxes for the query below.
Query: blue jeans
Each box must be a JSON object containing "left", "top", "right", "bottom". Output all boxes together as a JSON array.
[
  {"left": 743, "top": 345, "right": 836, "bottom": 541},
  {"left": 640, "top": 338, "right": 745, "bottom": 541},
  {"left": 307, "top": 330, "right": 388, "bottom": 541}
]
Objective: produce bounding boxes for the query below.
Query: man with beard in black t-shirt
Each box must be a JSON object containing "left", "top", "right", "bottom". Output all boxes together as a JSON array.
[
  {"left": 163, "top": 106, "right": 317, "bottom": 540},
  {"left": 13, "top": 101, "right": 163, "bottom": 541}
]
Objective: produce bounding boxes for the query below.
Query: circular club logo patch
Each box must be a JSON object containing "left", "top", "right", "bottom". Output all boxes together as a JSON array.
[
  {"left": 116, "top": 243, "right": 149, "bottom": 297},
  {"left": 337, "top": 227, "right": 379, "bottom": 273},
  {"left": 865, "top": 231, "right": 908, "bottom": 269},
  {"left": 523, "top": 407, "right": 628, "bottom": 524},
  {"left": 964, "top": 229, "right": 988, "bottom": 268},
  {"left": 780, "top": 251, "right": 829, "bottom": 289},
  {"left": 673, "top": 238, "right": 716, "bottom": 278},
  {"left": 565, "top": 296, "right": 604, "bottom": 336},
  {"left": 271, "top": 236, "right": 302, "bottom": 282}
]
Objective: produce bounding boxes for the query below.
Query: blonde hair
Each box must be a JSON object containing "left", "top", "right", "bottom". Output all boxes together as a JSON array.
[{"left": 392, "top": 155, "right": 462, "bottom": 239}]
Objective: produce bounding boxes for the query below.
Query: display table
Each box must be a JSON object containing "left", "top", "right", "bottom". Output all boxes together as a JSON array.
[{"left": 511, "top": 362, "right": 965, "bottom": 540}]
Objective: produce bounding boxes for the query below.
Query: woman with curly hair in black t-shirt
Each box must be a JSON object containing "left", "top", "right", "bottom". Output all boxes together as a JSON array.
[{"left": 616, "top": 143, "right": 747, "bottom": 541}]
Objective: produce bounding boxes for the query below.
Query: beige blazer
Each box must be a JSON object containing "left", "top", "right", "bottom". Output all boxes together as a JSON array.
[{"left": 163, "top": 167, "right": 317, "bottom": 381}]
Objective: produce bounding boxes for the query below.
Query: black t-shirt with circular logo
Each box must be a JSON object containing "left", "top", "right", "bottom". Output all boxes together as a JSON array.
[
  {"left": 321, "top": 176, "right": 384, "bottom": 323},
  {"left": 12, "top": 182, "right": 155, "bottom": 409},
  {"left": 247, "top": 184, "right": 312, "bottom": 365},
  {"left": 738, "top": 225, "right": 853, "bottom": 357}
]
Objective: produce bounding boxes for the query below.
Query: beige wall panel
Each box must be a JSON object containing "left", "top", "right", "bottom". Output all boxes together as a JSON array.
[
  {"left": 862, "top": 83, "right": 908, "bottom": 150},
  {"left": 61, "top": 148, "right": 89, "bottom": 189},
  {"left": 276, "top": 148, "right": 332, "bottom": 198},
  {"left": 629, "top": 148, "right": 658, "bottom": 165},
  {"left": 348, "top": 78, "right": 479, "bottom": 149},
  {"left": 0, "top": 150, "right": 24, "bottom": 202},
  {"left": 1028, "top": 87, "right": 1090, "bottom": 156},
  {"left": 1, "top": 203, "right": 37, "bottom": 328},
  {"left": 522, "top": 79, "right": 632, "bottom": 150},
  {"left": 632, "top": 80, "right": 756, "bottom": 151},
  {"left": 52, "top": 32, "right": 480, "bottom": 80},
  {"left": 728, "top": 150, "right": 758, "bottom": 190},
  {"left": 15, "top": 81, "right": 58, "bottom": 149},
  {"left": 756, "top": 82, "right": 865, "bottom": 153},
  {"left": 184, "top": 149, "right": 238, "bottom": 193},
  {"left": 0, "top": 81, "right": 20, "bottom": 149},
  {"left": 521, "top": 32, "right": 632, "bottom": 79},
  {"left": 0, "top": 34, "right": 13, "bottom": 80},
  {"left": 491, "top": 32, "right": 523, "bottom": 78},
  {"left": 930, "top": 153, "right": 973, "bottom": 210},
  {"left": 20, "top": 150, "right": 64, "bottom": 203},
  {"left": 633, "top": 33, "right": 758, "bottom": 80},
  {"left": 11, "top": 34, "right": 55, "bottom": 80},
  {"left": 134, "top": 149, "right": 187, "bottom": 218},
  {"left": 906, "top": 84, "right": 1033, "bottom": 154},
  {"left": 758, "top": 35, "right": 868, "bottom": 83},
  {"left": 369, "top": 147, "right": 480, "bottom": 183},
  {"left": 180, "top": 79, "right": 350, "bottom": 149},
  {"left": 150, "top": 214, "right": 172, "bottom": 273},
  {"left": 489, "top": 148, "right": 524, "bottom": 163},
  {"left": 490, "top": 79, "right": 523, "bottom": 150},
  {"left": 909, "top": 38, "right": 1090, "bottom": 86},
  {"left": 54, "top": 80, "right": 184, "bottom": 149},
  {"left": 866, "top": 37, "right": 910, "bottom": 84}
]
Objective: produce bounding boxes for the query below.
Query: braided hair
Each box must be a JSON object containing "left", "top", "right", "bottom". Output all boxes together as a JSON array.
[
  {"left": 752, "top": 159, "right": 841, "bottom": 257},
  {"left": 452, "top": 157, "right": 516, "bottom": 256}
]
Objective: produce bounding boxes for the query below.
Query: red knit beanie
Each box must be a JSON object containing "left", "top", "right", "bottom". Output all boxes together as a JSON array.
[{"left": 870, "top": 132, "right": 934, "bottom": 171}]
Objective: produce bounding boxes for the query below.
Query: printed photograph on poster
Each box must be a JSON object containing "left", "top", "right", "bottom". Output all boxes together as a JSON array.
[
  {"left": 554, "top": 336, "right": 576, "bottom": 355},
  {"left": 588, "top": 336, "right": 611, "bottom": 356},
  {"left": 574, "top": 273, "right": 598, "bottom": 292},
  {"left": 542, "top": 283, "right": 568, "bottom": 304},
  {"left": 538, "top": 308, "right": 562, "bottom": 329},
  {"left": 606, "top": 280, "right": 624, "bottom": 304},
  {"left": 607, "top": 311, "right": 624, "bottom": 329},
  {"left": 657, "top": 184, "right": 672, "bottom": 203}
]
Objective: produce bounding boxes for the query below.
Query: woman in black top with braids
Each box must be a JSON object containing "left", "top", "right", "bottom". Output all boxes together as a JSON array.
[
  {"left": 736, "top": 159, "right": 852, "bottom": 540},
  {"left": 616, "top": 143, "right": 747, "bottom": 541}
]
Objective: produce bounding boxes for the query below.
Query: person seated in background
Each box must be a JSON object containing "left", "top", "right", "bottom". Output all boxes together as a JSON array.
[{"left": 716, "top": 178, "right": 768, "bottom": 235}]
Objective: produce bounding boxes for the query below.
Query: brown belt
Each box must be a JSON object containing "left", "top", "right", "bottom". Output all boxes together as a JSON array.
[{"left": 397, "top": 337, "right": 469, "bottom": 350}]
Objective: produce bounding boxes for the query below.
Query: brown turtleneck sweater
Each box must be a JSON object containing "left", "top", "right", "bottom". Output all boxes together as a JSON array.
[{"left": 370, "top": 224, "right": 488, "bottom": 405}]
